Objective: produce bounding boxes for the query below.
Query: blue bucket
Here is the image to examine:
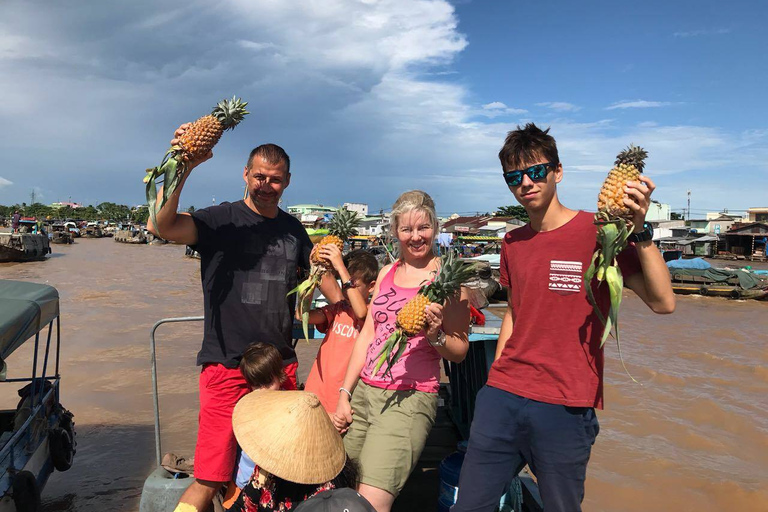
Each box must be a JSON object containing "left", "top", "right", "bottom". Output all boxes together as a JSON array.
[{"left": 437, "top": 441, "right": 468, "bottom": 512}]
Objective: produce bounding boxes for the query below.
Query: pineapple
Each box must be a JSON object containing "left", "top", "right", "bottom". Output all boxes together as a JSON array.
[
  {"left": 374, "top": 252, "right": 478, "bottom": 377},
  {"left": 310, "top": 208, "right": 360, "bottom": 269},
  {"left": 584, "top": 144, "right": 648, "bottom": 382},
  {"left": 597, "top": 144, "right": 647, "bottom": 223},
  {"left": 144, "top": 97, "right": 249, "bottom": 231},
  {"left": 288, "top": 208, "right": 360, "bottom": 341}
]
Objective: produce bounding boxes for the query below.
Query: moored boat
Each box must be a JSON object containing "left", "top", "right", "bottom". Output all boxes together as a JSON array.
[
  {"left": 0, "top": 280, "right": 76, "bottom": 510},
  {"left": 668, "top": 258, "right": 768, "bottom": 300}
]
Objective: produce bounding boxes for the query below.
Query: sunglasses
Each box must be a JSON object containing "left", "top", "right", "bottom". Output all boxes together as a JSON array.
[{"left": 503, "top": 162, "right": 557, "bottom": 187}]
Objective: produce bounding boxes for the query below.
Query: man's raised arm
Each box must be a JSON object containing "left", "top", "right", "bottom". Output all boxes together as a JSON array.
[{"left": 146, "top": 123, "right": 212, "bottom": 245}]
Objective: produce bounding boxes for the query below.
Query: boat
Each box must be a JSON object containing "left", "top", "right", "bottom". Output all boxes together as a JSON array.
[
  {"left": 114, "top": 227, "right": 147, "bottom": 244},
  {"left": 0, "top": 280, "right": 76, "bottom": 510},
  {"left": 667, "top": 258, "right": 768, "bottom": 300},
  {"left": 82, "top": 224, "right": 103, "bottom": 238},
  {"left": 50, "top": 223, "right": 74, "bottom": 245},
  {"left": 138, "top": 311, "right": 542, "bottom": 512},
  {"left": 0, "top": 234, "right": 51, "bottom": 263},
  {"left": 63, "top": 222, "right": 80, "bottom": 238}
]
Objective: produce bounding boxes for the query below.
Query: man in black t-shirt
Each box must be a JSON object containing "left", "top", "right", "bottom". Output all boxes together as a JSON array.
[{"left": 148, "top": 124, "right": 340, "bottom": 512}]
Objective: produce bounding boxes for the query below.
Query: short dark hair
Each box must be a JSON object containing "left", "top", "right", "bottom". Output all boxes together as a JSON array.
[
  {"left": 247, "top": 143, "right": 291, "bottom": 174},
  {"left": 498, "top": 123, "right": 559, "bottom": 171},
  {"left": 239, "top": 342, "right": 285, "bottom": 389},
  {"left": 344, "top": 250, "right": 379, "bottom": 284}
]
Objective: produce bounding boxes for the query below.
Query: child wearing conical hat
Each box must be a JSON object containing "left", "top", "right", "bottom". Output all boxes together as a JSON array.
[{"left": 228, "top": 390, "right": 366, "bottom": 512}]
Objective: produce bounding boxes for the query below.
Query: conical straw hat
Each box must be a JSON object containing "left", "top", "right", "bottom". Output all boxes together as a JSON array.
[{"left": 232, "top": 390, "right": 346, "bottom": 485}]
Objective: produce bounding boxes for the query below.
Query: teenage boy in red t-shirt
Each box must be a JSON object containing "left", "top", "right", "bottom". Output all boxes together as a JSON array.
[{"left": 453, "top": 124, "right": 675, "bottom": 512}]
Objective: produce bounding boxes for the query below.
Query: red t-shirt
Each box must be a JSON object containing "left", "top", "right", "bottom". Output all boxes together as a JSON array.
[
  {"left": 487, "top": 211, "right": 641, "bottom": 409},
  {"left": 304, "top": 301, "right": 364, "bottom": 413}
]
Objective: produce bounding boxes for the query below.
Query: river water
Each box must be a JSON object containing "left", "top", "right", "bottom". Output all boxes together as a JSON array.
[{"left": 1, "top": 239, "right": 766, "bottom": 511}]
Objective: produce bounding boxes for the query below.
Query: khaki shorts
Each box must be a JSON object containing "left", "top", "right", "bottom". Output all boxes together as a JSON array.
[{"left": 343, "top": 380, "right": 438, "bottom": 496}]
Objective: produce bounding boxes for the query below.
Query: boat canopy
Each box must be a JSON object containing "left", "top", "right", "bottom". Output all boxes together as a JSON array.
[{"left": 0, "top": 280, "right": 59, "bottom": 361}]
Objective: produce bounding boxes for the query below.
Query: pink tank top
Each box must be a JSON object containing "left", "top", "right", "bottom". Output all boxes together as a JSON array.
[{"left": 360, "top": 261, "right": 441, "bottom": 393}]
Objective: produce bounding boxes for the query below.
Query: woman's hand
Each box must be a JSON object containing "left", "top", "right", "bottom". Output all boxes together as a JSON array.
[{"left": 424, "top": 302, "right": 444, "bottom": 343}]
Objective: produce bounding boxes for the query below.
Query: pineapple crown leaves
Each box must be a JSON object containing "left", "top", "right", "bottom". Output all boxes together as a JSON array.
[
  {"left": 328, "top": 207, "right": 360, "bottom": 239},
  {"left": 614, "top": 144, "right": 648, "bottom": 173},
  {"left": 212, "top": 96, "right": 249, "bottom": 130},
  {"left": 420, "top": 252, "right": 480, "bottom": 304}
]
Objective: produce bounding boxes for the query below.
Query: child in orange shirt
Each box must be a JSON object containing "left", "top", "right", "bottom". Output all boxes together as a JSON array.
[{"left": 303, "top": 248, "right": 379, "bottom": 414}]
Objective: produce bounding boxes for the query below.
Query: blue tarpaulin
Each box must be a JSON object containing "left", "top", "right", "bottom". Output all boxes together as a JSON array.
[{"left": 667, "top": 257, "right": 712, "bottom": 270}]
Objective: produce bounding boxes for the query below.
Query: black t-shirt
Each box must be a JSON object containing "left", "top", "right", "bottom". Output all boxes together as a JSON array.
[{"left": 191, "top": 201, "right": 311, "bottom": 367}]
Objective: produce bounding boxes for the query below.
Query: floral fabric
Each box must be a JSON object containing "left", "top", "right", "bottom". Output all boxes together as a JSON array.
[{"left": 230, "top": 466, "right": 335, "bottom": 512}]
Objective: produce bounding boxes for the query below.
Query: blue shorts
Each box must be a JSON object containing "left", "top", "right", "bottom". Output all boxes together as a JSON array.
[{"left": 452, "top": 385, "right": 599, "bottom": 512}]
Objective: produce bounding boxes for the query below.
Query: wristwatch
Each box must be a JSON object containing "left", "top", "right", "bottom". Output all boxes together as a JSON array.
[
  {"left": 429, "top": 330, "right": 447, "bottom": 348},
  {"left": 341, "top": 278, "right": 357, "bottom": 290},
  {"left": 629, "top": 222, "right": 654, "bottom": 243}
]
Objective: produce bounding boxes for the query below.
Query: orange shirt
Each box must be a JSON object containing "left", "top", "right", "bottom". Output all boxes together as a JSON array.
[{"left": 304, "top": 301, "right": 364, "bottom": 413}]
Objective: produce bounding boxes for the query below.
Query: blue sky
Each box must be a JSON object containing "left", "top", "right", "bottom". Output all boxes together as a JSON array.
[{"left": 0, "top": 0, "right": 765, "bottom": 217}]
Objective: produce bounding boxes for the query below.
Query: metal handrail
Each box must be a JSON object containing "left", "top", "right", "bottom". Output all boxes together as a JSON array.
[{"left": 149, "top": 316, "right": 204, "bottom": 466}]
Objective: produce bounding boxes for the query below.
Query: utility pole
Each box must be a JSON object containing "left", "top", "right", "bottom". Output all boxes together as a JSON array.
[
  {"left": 30, "top": 189, "right": 36, "bottom": 205},
  {"left": 687, "top": 190, "right": 691, "bottom": 222}
]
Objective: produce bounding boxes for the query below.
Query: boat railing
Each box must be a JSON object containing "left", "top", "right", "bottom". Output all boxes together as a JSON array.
[{"left": 149, "top": 316, "right": 204, "bottom": 466}]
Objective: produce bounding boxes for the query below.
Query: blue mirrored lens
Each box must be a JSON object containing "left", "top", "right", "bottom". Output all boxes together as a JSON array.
[
  {"left": 529, "top": 164, "right": 548, "bottom": 180},
  {"left": 504, "top": 171, "right": 523, "bottom": 186}
]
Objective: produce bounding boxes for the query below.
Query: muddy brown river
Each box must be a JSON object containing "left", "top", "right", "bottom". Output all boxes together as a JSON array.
[{"left": 1, "top": 239, "right": 766, "bottom": 511}]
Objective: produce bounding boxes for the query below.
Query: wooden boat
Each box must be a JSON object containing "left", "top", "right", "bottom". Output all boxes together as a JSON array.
[
  {"left": 50, "top": 224, "right": 74, "bottom": 244},
  {"left": 114, "top": 228, "right": 147, "bottom": 244},
  {"left": 0, "top": 280, "right": 76, "bottom": 510},
  {"left": 669, "top": 265, "right": 768, "bottom": 300},
  {"left": 0, "top": 234, "right": 51, "bottom": 263},
  {"left": 82, "top": 225, "right": 103, "bottom": 238}
]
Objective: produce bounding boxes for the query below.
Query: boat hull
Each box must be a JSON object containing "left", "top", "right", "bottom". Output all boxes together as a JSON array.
[{"left": 0, "top": 234, "right": 51, "bottom": 262}]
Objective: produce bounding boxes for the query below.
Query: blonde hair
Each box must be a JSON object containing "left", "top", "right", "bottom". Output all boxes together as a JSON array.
[{"left": 390, "top": 190, "right": 438, "bottom": 255}]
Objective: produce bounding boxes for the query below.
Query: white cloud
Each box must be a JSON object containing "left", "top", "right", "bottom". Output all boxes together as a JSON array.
[
  {"left": 0, "top": 177, "right": 12, "bottom": 188},
  {"left": 606, "top": 100, "right": 672, "bottom": 110},
  {"left": 673, "top": 28, "right": 731, "bottom": 38},
  {"left": 536, "top": 102, "right": 581, "bottom": 112},
  {"left": 479, "top": 101, "right": 527, "bottom": 118}
]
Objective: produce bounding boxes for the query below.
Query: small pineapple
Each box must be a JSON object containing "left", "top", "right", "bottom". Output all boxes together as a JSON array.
[
  {"left": 597, "top": 144, "right": 647, "bottom": 222},
  {"left": 585, "top": 144, "right": 649, "bottom": 383},
  {"left": 144, "top": 97, "right": 249, "bottom": 232},
  {"left": 310, "top": 208, "right": 359, "bottom": 269},
  {"left": 374, "top": 253, "right": 478, "bottom": 377},
  {"left": 289, "top": 207, "right": 360, "bottom": 341}
]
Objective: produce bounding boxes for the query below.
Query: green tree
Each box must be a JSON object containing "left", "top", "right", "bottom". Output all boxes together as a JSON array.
[
  {"left": 495, "top": 205, "right": 529, "bottom": 222},
  {"left": 671, "top": 212, "right": 683, "bottom": 220},
  {"left": 187, "top": 206, "right": 196, "bottom": 213}
]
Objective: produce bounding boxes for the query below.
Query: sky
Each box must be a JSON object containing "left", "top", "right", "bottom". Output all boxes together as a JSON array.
[{"left": 0, "top": 0, "right": 765, "bottom": 217}]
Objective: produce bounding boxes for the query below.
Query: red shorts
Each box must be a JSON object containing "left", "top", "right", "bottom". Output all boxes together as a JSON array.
[{"left": 194, "top": 361, "right": 299, "bottom": 482}]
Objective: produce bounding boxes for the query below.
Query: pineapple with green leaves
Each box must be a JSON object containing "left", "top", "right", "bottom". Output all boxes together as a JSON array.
[
  {"left": 144, "top": 97, "right": 249, "bottom": 231},
  {"left": 374, "top": 252, "right": 478, "bottom": 377},
  {"left": 289, "top": 208, "right": 360, "bottom": 341},
  {"left": 584, "top": 144, "right": 648, "bottom": 382}
]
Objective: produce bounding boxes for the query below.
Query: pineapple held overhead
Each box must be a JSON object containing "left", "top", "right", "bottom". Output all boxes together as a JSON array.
[
  {"left": 288, "top": 208, "right": 360, "bottom": 341},
  {"left": 584, "top": 144, "right": 648, "bottom": 382},
  {"left": 144, "top": 97, "right": 249, "bottom": 231},
  {"left": 374, "top": 252, "right": 478, "bottom": 378}
]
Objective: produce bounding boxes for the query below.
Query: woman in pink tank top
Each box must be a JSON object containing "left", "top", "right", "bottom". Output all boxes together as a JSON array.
[{"left": 333, "top": 190, "right": 471, "bottom": 512}]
